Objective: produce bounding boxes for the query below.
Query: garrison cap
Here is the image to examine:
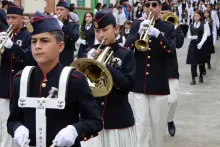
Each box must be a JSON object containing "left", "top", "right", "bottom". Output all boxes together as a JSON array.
[
  {"left": 93, "top": 9, "right": 116, "bottom": 29},
  {"left": 7, "top": 1, "right": 23, "bottom": 15},
  {"left": 31, "top": 11, "right": 62, "bottom": 36}
]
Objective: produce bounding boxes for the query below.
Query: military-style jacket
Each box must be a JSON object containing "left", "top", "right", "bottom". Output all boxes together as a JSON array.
[
  {"left": 0, "top": 27, "right": 32, "bottom": 98},
  {"left": 60, "top": 20, "right": 79, "bottom": 66},
  {"left": 7, "top": 63, "right": 103, "bottom": 147},
  {"left": 87, "top": 42, "right": 136, "bottom": 129},
  {"left": 132, "top": 19, "right": 176, "bottom": 95}
]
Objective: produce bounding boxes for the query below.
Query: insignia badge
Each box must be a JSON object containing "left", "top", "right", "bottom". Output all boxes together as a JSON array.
[{"left": 94, "top": 21, "right": 99, "bottom": 28}]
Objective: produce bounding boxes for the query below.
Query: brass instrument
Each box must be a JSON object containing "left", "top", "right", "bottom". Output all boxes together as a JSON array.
[
  {"left": 162, "top": 12, "right": 179, "bottom": 29},
  {"left": 71, "top": 40, "right": 114, "bottom": 97},
  {"left": 135, "top": 12, "right": 155, "bottom": 51},
  {"left": 0, "top": 25, "right": 13, "bottom": 59}
]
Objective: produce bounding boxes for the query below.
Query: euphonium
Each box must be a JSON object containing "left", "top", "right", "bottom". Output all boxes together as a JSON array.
[
  {"left": 0, "top": 25, "right": 13, "bottom": 58},
  {"left": 135, "top": 12, "right": 155, "bottom": 51},
  {"left": 162, "top": 12, "right": 179, "bottom": 29},
  {"left": 71, "top": 40, "right": 114, "bottom": 97}
]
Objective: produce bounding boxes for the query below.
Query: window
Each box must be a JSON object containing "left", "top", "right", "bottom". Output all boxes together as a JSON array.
[{"left": 77, "top": 0, "right": 85, "bottom": 7}]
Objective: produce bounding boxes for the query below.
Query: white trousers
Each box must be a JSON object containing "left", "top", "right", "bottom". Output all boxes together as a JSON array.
[
  {"left": 0, "top": 99, "right": 14, "bottom": 147},
  {"left": 81, "top": 127, "right": 136, "bottom": 147},
  {"left": 132, "top": 93, "right": 168, "bottom": 147},
  {"left": 167, "top": 79, "right": 180, "bottom": 122}
]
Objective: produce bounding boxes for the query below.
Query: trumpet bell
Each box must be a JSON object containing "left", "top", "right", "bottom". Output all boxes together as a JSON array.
[
  {"left": 135, "top": 39, "right": 149, "bottom": 51},
  {"left": 71, "top": 58, "right": 113, "bottom": 97}
]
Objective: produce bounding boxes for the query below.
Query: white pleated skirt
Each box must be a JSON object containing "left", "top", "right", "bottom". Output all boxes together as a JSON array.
[{"left": 81, "top": 126, "right": 136, "bottom": 147}]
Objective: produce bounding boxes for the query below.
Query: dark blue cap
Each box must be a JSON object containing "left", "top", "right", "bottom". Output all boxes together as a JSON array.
[
  {"left": 7, "top": 1, "right": 24, "bottom": 15},
  {"left": 93, "top": 9, "right": 116, "bottom": 29},
  {"left": 56, "top": 0, "right": 69, "bottom": 9},
  {"left": 31, "top": 11, "right": 62, "bottom": 36},
  {"left": 161, "top": 2, "right": 171, "bottom": 11}
]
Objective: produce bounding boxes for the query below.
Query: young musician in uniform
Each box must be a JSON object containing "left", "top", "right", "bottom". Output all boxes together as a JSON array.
[
  {"left": 131, "top": 0, "right": 176, "bottom": 146},
  {"left": 55, "top": 0, "right": 79, "bottom": 65},
  {"left": 7, "top": 11, "right": 103, "bottom": 147},
  {"left": 161, "top": 2, "right": 184, "bottom": 137},
  {"left": 0, "top": 2, "right": 32, "bottom": 147},
  {"left": 77, "top": 12, "right": 95, "bottom": 59},
  {"left": 85, "top": 9, "right": 136, "bottom": 147}
]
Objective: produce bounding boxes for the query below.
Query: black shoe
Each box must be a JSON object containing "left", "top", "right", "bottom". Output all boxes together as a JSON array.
[
  {"left": 199, "top": 76, "right": 203, "bottom": 83},
  {"left": 190, "top": 80, "right": 196, "bottom": 85},
  {"left": 208, "top": 63, "right": 211, "bottom": 69},
  {"left": 168, "top": 121, "right": 176, "bottom": 136}
]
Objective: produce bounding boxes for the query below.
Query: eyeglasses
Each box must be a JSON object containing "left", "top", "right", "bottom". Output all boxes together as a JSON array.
[{"left": 145, "top": 2, "right": 159, "bottom": 8}]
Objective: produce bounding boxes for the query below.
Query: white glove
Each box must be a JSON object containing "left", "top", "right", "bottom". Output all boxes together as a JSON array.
[
  {"left": 14, "top": 125, "right": 30, "bottom": 147},
  {"left": 213, "top": 39, "right": 216, "bottom": 45},
  {"left": 79, "top": 39, "right": 86, "bottom": 45},
  {"left": 148, "top": 26, "right": 160, "bottom": 38},
  {"left": 197, "top": 42, "right": 203, "bottom": 49},
  {"left": 87, "top": 48, "right": 100, "bottom": 59},
  {"left": 54, "top": 15, "right": 64, "bottom": 28},
  {"left": 0, "top": 32, "right": 13, "bottom": 48},
  {"left": 52, "top": 125, "right": 78, "bottom": 147},
  {"left": 191, "top": 35, "right": 198, "bottom": 40},
  {"left": 138, "top": 19, "right": 151, "bottom": 34},
  {"left": 0, "top": 32, "right": 7, "bottom": 41}
]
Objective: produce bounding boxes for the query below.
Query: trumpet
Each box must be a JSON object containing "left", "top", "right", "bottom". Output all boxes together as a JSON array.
[
  {"left": 162, "top": 12, "right": 179, "bottom": 29},
  {"left": 135, "top": 12, "right": 155, "bottom": 51},
  {"left": 0, "top": 25, "right": 13, "bottom": 59},
  {"left": 71, "top": 40, "right": 114, "bottom": 97}
]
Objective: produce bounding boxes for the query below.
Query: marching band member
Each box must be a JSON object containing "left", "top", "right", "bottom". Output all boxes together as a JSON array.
[
  {"left": 7, "top": 11, "right": 102, "bottom": 147},
  {"left": 77, "top": 12, "right": 95, "bottom": 58},
  {"left": 204, "top": 10, "right": 216, "bottom": 69},
  {"left": 161, "top": 2, "right": 184, "bottom": 137},
  {"left": 186, "top": 10, "right": 208, "bottom": 85},
  {"left": 85, "top": 9, "right": 136, "bottom": 147},
  {"left": 131, "top": 0, "right": 176, "bottom": 146},
  {"left": 0, "top": 2, "right": 32, "bottom": 147},
  {"left": 186, "top": 2, "right": 194, "bottom": 25},
  {"left": 55, "top": 0, "right": 79, "bottom": 65}
]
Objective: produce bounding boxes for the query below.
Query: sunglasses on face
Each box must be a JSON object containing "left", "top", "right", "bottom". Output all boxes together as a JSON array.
[{"left": 145, "top": 2, "right": 159, "bottom": 8}]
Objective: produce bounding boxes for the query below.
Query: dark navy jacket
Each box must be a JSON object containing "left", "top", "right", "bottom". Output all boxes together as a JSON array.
[
  {"left": 60, "top": 20, "right": 79, "bottom": 66},
  {"left": 87, "top": 42, "right": 136, "bottom": 129},
  {"left": 132, "top": 19, "right": 176, "bottom": 95},
  {"left": 7, "top": 63, "right": 103, "bottom": 147},
  {"left": 166, "top": 25, "right": 184, "bottom": 79},
  {"left": 0, "top": 27, "right": 32, "bottom": 98}
]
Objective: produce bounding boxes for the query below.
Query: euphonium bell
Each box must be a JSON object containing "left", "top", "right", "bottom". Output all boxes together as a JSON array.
[
  {"left": 135, "top": 12, "right": 155, "bottom": 51},
  {"left": 71, "top": 40, "right": 113, "bottom": 97},
  {"left": 0, "top": 25, "right": 13, "bottom": 59},
  {"left": 162, "top": 12, "right": 179, "bottom": 29}
]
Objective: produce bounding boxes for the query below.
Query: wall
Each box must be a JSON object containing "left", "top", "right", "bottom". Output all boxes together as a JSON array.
[{"left": 21, "top": 0, "right": 45, "bottom": 13}]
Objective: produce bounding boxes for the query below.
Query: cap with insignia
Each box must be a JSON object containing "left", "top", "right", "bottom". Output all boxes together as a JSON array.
[
  {"left": 31, "top": 11, "right": 62, "bottom": 36},
  {"left": 161, "top": 2, "right": 171, "bottom": 11},
  {"left": 7, "top": 1, "right": 24, "bottom": 15},
  {"left": 56, "top": 0, "right": 69, "bottom": 9},
  {"left": 93, "top": 9, "right": 116, "bottom": 29}
]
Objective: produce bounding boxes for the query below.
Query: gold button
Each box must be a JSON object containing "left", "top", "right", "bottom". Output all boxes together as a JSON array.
[
  {"left": 164, "top": 46, "right": 166, "bottom": 48},
  {"left": 160, "top": 41, "right": 163, "bottom": 44},
  {"left": 41, "top": 83, "right": 46, "bottom": 88},
  {"left": 148, "top": 48, "right": 151, "bottom": 50},
  {"left": 146, "top": 72, "right": 149, "bottom": 75},
  {"left": 91, "top": 135, "right": 93, "bottom": 138},
  {"left": 149, "top": 40, "right": 152, "bottom": 43},
  {"left": 147, "top": 64, "right": 150, "bottom": 67},
  {"left": 84, "top": 137, "right": 87, "bottom": 141},
  {"left": 148, "top": 56, "right": 150, "bottom": 59},
  {"left": 101, "top": 102, "right": 104, "bottom": 105},
  {"left": 98, "top": 132, "right": 101, "bottom": 135},
  {"left": 168, "top": 50, "right": 171, "bottom": 53}
]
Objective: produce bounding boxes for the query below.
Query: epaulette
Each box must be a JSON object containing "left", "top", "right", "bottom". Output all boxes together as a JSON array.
[
  {"left": 14, "top": 70, "right": 23, "bottom": 78},
  {"left": 71, "top": 70, "right": 83, "bottom": 79}
]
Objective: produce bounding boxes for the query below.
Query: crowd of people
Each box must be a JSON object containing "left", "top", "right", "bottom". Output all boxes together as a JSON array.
[{"left": 0, "top": 0, "right": 218, "bottom": 147}]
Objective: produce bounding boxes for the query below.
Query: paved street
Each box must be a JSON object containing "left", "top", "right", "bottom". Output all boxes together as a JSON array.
[{"left": 164, "top": 38, "right": 220, "bottom": 147}]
